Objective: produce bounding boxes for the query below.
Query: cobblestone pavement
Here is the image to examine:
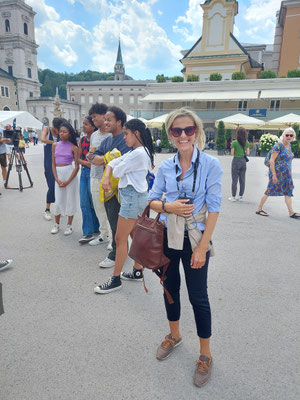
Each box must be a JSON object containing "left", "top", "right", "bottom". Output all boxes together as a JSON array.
[{"left": 1, "top": 144, "right": 300, "bottom": 400}]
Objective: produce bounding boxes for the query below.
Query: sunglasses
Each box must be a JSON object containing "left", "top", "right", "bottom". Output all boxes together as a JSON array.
[
  {"left": 285, "top": 134, "right": 294, "bottom": 138},
  {"left": 170, "top": 126, "right": 196, "bottom": 137}
]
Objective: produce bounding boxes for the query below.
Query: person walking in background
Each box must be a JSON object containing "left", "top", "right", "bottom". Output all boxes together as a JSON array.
[
  {"left": 0, "top": 129, "right": 11, "bottom": 187},
  {"left": 31, "top": 131, "right": 36, "bottom": 145},
  {"left": 228, "top": 127, "right": 250, "bottom": 201},
  {"left": 86, "top": 103, "right": 112, "bottom": 247},
  {"left": 148, "top": 108, "right": 222, "bottom": 387},
  {"left": 256, "top": 127, "right": 300, "bottom": 219},
  {"left": 23, "top": 129, "right": 29, "bottom": 148},
  {"left": 91, "top": 106, "right": 132, "bottom": 269},
  {"left": 94, "top": 119, "right": 154, "bottom": 294},
  {"left": 78, "top": 116, "right": 100, "bottom": 244},
  {"left": 18, "top": 135, "right": 25, "bottom": 154},
  {"left": 51, "top": 122, "right": 79, "bottom": 235},
  {"left": 41, "top": 118, "right": 66, "bottom": 221}
]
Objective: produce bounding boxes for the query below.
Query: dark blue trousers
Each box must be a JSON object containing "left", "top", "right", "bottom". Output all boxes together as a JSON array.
[
  {"left": 163, "top": 232, "right": 211, "bottom": 338},
  {"left": 44, "top": 167, "right": 55, "bottom": 204}
]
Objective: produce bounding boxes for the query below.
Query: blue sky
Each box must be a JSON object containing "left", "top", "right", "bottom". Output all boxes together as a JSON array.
[{"left": 26, "top": 0, "right": 282, "bottom": 79}]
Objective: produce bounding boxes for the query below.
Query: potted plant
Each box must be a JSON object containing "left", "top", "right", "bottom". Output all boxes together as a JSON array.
[
  {"left": 216, "top": 121, "right": 226, "bottom": 155},
  {"left": 258, "top": 133, "right": 279, "bottom": 156},
  {"left": 160, "top": 123, "right": 171, "bottom": 153}
]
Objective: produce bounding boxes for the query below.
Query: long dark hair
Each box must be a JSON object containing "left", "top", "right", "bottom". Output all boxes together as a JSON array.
[
  {"left": 59, "top": 122, "right": 78, "bottom": 146},
  {"left": 124, "top": 119, "right": 154, "bottom": 167},
  {"left": 236, "top": 127, "right": 247, "bottom": 148},
  {"left": 85, "top": 115, "right": 97, "bottom": 132}
]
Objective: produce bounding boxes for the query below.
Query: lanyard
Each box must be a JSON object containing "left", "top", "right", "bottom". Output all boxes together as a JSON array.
[{"left": 174, "top": 149, "right": 200, "bottom": 195}]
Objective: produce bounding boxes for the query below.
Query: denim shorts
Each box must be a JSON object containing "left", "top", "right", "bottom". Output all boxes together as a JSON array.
[{"left": 119, "top": 185, "right": 148, "bottom": 219}]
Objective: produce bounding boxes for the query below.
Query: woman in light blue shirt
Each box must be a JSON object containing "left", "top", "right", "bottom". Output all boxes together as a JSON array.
[{"left": 148, "top": 108, "right": 222, "bottom": 387}]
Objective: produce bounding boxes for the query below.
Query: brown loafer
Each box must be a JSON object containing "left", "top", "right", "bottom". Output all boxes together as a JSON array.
[
  {"left": 194, "top": 355, "right": 212, "bottom": 387},
  {"left": 156, "top": 334, "right": 182, "bottom": 360}
]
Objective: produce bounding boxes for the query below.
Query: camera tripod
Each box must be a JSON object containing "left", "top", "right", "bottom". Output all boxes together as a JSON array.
[{"left": 5, "top": 147, "right": 33, "bottom": 191}]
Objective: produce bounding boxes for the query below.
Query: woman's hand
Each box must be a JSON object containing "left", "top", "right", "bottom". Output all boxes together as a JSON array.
[
  {"left": 272, "top": 175, "right": 278, "bottom": 184},
  {"left": 102, "top": 176, "right": 111, "bottom": 193},
  {"left": 166, "top": 199, "right": 194, "bottom": 217},
  {"left": 59, "top": 180, "right": 67, "bottom": 188},
  {"left": 191, "top": 246, "right": 207, "bottom": 269}
]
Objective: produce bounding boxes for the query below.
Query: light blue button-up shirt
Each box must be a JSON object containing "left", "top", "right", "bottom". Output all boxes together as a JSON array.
[{"left": 148, "top": 146, "right": 223, "bottom": 230}]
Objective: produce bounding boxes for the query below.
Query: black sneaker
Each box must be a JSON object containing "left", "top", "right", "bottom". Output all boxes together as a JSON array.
[
  {"left": 78, "top": 234, "right": 94, "bottom": 244},
  {"left": 121, "top": 268, "right": 143, "bottom": 281},
  {"left": 94, "top": 276, "right": 122, "bottom": 294}
]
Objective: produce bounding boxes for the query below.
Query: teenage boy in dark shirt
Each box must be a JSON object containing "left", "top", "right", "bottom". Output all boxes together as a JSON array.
[{"left": 91, "top": 106, "right": 131, "bottom": 268}]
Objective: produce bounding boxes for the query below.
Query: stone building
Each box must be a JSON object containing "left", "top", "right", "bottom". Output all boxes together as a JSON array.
[
  {"left": 0, "top": 67, "right": 18, "bottom": 110},
  {"left": 0, "top": 0, "right": 41, "bottom": 110}
]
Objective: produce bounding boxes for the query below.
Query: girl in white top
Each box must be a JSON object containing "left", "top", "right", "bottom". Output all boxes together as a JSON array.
[{"left": 94, "top": 119, "right": 154, "bottom": 294}]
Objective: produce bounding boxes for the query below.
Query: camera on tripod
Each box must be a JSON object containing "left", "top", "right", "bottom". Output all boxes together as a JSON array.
[{"left": 4, "top": 128, "right": 21, "bottom": 148}]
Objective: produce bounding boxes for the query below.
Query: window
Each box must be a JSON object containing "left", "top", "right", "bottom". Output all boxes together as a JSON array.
[
  {"left": 89, "top": 95, "right": 93, "bottom": 104},
  {"left": 29, "top": 92, "right": 33, "bottom": 98},
  {"left": 5, "top": 87, "right": 9, "bottom": 97},
  {"left": 3, "top": 106, "right": 10, "bottom": 111},
  {"left": 1, "top": 87, "right": 10, "bottom": 98},
  {"left": 81, "top": 109, "right": 86, "bottom": 115},
  {"left": 33, "top": 106, "right": 36, "bottom": 114},
  {"left": 1, "top": 87, "right": 5, "bottom": 97},
  {"left": 8, "top": 66, "right": 13, "bottom": 76},
  {"left": 270, "top": 100, "right": 280, "bottom": 110},
  {"left": 110, "top": 95, "right": 114, "bottom": 104},
  {"left": 71, "top": 96, "right": 75, "bottom": 102},
  {"left": 24, "top": 23, "right": 28, "bottom": 35},
  {"left": 130, "top": 95, "right": 134, "bottom": 104},
  {"left": 43, "top": 106, "right": 47, "bottom": 114},
  {"left": 119, "top": 95, "right": 123, "bottom": 105},
  {"left": 238, "top": 101, "right": 247, "bottom": 111},
  {"left": 138, "top": 95, "right": 142, "bottom": 105},
  {"left": 206, "top": 101, "right": 216, "bottom": 110},
  {"left": 5, "top": 20, "right": 10, "bottom": 33},
  {"left": 98, "top": 95, "right": 103, "bottom": 103},
  {"left": 81, "top": 95, "right": 85, "bottom": 104},
  {"left": 27, "top": 68, "right": 32, "bottom": 78}
]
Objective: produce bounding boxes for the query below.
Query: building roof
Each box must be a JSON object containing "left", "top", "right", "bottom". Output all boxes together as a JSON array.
[
  {"left": 115, "top": 39, "right": 124, "bottom": 66},
  {"left": 0, "top": 68, "right": 15, "bottom": 80}
]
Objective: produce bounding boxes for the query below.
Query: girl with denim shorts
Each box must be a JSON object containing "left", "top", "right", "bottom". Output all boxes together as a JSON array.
[{"left": 94, "top": 119, "right": 154, "bottom": 294}]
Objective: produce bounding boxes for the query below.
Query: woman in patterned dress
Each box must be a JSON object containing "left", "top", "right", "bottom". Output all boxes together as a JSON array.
[{"left": 256, "top": 127, "right": 300, "bottom": 219}]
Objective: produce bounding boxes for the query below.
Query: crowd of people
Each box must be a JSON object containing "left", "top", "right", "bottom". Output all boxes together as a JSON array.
[{"left": 1, "top": 103, "right": 299, "bottom": 387}]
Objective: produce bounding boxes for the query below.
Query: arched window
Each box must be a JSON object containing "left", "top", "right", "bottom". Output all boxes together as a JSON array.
[
  {"left": 5, "top": 20, "right": 10, "bottom": 33},
  {"left": 3, "top": 106, "right": 10, "bottom": 111},
  {"left": 24, "top": 23, "right": 28, "bottom": 35}
]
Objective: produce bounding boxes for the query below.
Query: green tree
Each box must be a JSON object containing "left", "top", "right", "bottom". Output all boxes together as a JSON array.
[
  {"left": 209, "top": 73, "right": 222, "bottom": 81},
  {"left": 187, "top": 75, "right": 199, "bottom": 82},
  {"left": 216, "top": 121, "right": 226, "bottom": 150},
  {"left": 156, "top": 74, "right": 166, "bottom": 83},
  {"left": 225, "top": 129, "right": 232, "bottom": 140},
  {"left": 292, "top": 123, "right": 299, "bottom": 140},
  {"left": 287, "top": 70, "right": 300, "bottom": 78},
  {"left": 160, "top": 123, "right": 170, "bottom": 148},
  {"left": 259, "top": 70, "right": 276, "bottom": 79},
  {"left": 171, "top": 76, "right": 184, "bottom": 82},
  {"left": 232, "top": 71, "right": 245, "bottom": 80}
]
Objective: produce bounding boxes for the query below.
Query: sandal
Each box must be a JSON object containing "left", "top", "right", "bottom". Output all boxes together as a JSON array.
[
  {"left": 256, "top": 210, "right": 269, "bottom": 217},
  {"left": 290, "top": 213, "right": 300, "bottom": 219}
]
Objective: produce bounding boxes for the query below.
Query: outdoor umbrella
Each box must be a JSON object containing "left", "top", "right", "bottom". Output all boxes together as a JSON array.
[
  {"left": 215, "top": 113, "right": 265, "bottom": 130},
  {"left": 126, "top": 115, "right": 148, "bottom": 124},
  {"left": 146, "top": 114, "right": 169, "bottom": 129},
  {"left": 264, "top": 113, "right": 300, "bottom": 130},
  {"left": 0, "top": 111, "right": 43, "bottom": 130}
]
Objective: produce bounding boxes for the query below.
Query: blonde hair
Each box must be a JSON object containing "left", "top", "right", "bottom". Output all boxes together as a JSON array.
[
  {"left": 280, "top": 127, "right": 296, "bottom": 142},
  {"left": 165, "top": 108, "right": 205, "bottom": 150}
]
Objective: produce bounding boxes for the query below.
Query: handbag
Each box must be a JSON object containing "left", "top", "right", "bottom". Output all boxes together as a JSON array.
[
  {"left": 128, "top": 202, "right": 173, "bottom": 303},
  {"left": 243, "top": 147, "right": 249, "bottom": 162}
]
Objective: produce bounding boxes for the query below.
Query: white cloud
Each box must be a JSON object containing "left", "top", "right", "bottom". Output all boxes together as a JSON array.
[
  {"left": 37, "top": 60, "right": 46, "bottom": 69},
  {"left": 241, "top": 0, "right": 281, "bottom": 43},
  {"left": 173, "top": 0, "right": 203, "bottom": 42},
  {"left": 26, "top": 0, "right": 59, "bottom": 23},
  {"left": 53, "top": 44, "right": 78, "bottom": 67},
  {"left": 158, "top": 10, "right": 163, "bottom": 16}
]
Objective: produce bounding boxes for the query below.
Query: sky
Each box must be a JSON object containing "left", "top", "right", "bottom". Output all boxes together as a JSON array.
[{"left": 26, "top": 0, "right": 283, "bottom": 80}]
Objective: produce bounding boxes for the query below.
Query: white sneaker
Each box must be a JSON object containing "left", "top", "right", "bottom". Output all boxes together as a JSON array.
[
  {"left": 89, "top": 235, "right": 104, "bottom": 246},
  {"left": 99, "top": 257, "right": 115, "bottom": 268},
  {"left": 44, "top": 210, "right": 52, "bottom": 221},
  {"left": 239, "top": 196, "right": 243, "bottom": 201},
  {"left": 228, "top": 197, "right": 237, "bottom": 202},
  {"left": 51, "top": 224, "right": 59, "bottom": 234},
  {"left": 107, "top": 240, "right": 113, "bottom": 250},
  {"left": 64, "top": 225, "right": 73, "bottom": 236}
]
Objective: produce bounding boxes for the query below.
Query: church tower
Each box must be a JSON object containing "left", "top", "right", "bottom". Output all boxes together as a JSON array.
[
  {"left": 114, "top": 39, "right": 125, "bottom": 81},
  {"left": 181, "top": 0, "right": 262, "bottom": 81},
  {"left": 0, "top": 0, "right": 40, "bottom": 110}
]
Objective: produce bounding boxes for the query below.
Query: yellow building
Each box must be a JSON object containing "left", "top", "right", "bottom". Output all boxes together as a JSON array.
[{"left": 180, "top": 0, "right": 262, "bottom": 81}]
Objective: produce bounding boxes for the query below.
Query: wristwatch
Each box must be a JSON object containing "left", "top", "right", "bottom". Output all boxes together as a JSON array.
[{"left": 161, "top": 200, "right": 166, "bottom": 211}]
